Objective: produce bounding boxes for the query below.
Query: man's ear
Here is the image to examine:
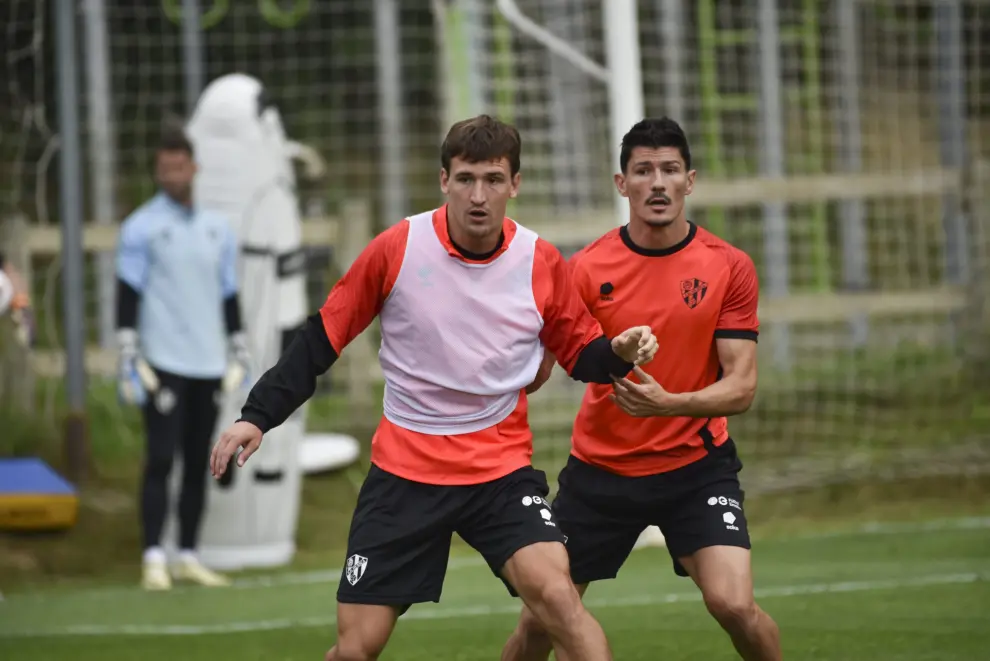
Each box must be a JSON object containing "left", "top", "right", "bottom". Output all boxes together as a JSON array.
[
  {"left": 439, "top": 168, "right": 450, "bottom": 195},
  {"left": 685, "top": 169, "right": 696, "bottom": 197},
  {"left": 614, "top": 172, "right": 628, "bottom": 197},
  {"left": 509, "top": 172, "right": 522, "bottom": 199}
]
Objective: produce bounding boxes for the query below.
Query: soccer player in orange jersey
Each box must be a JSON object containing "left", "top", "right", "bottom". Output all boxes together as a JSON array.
[{"left": 501, "top": 118, "right": 782, "bottom": 661}]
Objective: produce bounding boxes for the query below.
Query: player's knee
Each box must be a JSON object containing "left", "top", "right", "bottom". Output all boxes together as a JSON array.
[
  {"left": 703, "top": 588, "right": 758, "bottom": 631},
  {"left": 517, "top": 605, "right": 552, "bottom": 641},
  {"left": 326, "top": 637, "right": 383, "bottom": 661},
  {"left": 530, "top": 577, "right": 584, "bottom": 632},
  {"left": 329, "top": 622, "right": 389, "bottom": 661}
]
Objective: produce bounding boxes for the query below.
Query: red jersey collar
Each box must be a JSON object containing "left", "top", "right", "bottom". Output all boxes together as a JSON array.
[{"left": 433, "top": 204, "right": 516, "bottom": 263}]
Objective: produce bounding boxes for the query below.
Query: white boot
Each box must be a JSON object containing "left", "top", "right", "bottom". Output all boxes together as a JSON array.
[
  {"left": 172, "top": 551, "right": 231, "bottom": 587},
  {"left": 141, "top": 548, "right": 172, "bottom": 591}
]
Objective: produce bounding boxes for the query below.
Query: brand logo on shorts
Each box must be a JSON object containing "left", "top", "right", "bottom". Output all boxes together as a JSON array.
[
  {"left": 521, "top": 496, "right": 545, "bottom": 507},
  {"left": 540, "top": 508, "right": 556, "bottom": 527},
  {"left": 345, "top": 554, "right": 368, "bottom": 586},
  {"left": 723, "top": 511, "right": 739, "bottom": 531},
  {"left": 708, "top": 495, "right": 741, "bottom": 510}
]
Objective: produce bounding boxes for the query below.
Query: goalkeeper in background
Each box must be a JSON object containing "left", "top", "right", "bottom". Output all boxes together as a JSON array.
[
  {"left": 502, "top": 118, "right": 781, "bottom": 661},
  {"left": 115, "top": 125, "right": 250, "bottom": 591}
]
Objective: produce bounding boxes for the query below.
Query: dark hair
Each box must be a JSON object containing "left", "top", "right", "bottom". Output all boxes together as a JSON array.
[
  {"left": 619, "top": 117, "right": 691, "bottom": 173},
  {"left": 158, "top": 122, "right": 194, "bottom": 158},
  {"left": 441, "top": 115, "right": 521, "bottom": 175}
]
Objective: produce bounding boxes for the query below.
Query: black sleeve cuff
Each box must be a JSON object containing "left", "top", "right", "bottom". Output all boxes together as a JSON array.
[
  {"left": 714, "top": 329, "right": 759, "bottom": 342},
  {"left": 224, "top": 294, "right": 243, "bottom": 335},
  {"left": 116, "top": 278, "right": 140, "bottom": 329},
  {"left": 569, "top": 335, "right": 635, "bottom": 384},
  {"left": 236, "top": 410, "right": 274, "bottom": 434}
]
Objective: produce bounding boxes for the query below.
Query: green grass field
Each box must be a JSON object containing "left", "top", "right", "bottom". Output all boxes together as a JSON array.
[
  {"left": 2, "top": 342, "right": 989, "bottom": 659},
  {"left": 1, "top": 517, "right": 988, "bottom": 660}
]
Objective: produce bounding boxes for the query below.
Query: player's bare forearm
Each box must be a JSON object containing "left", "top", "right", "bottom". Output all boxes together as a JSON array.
[
  {"left": 238, "top": 312, "right": 338, "bottom": 433},
  {"left": 665, "top": 375, "right": 756, "bottom": 417},
  {"left": 666, "top": 336, "right": 757, "bottom": 416},
  {"left": 610, "top": 337, "right": 756, "bottom": 418}
]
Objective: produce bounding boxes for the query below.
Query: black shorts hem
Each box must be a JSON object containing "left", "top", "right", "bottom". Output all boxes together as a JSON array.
[
  {"left": 335, "top": 592, "right": 440, "bottom": 607},
  {"left": 569, "top": 566, "right": 620, "bottom": 586},
  {"left": 490, "top": 533, "right": 566, "bottom": 575},
  {"left": 668, "top": 539, "right": 753, "bottom": 577}
]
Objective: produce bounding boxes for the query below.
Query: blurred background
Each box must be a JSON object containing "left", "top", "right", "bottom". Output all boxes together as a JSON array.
[{"left": 0, "top": 1, "right": 988, "bottom": 657}]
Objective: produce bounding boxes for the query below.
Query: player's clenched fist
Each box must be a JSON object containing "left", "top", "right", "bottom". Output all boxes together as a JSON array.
[
  {"left": 210, "top": 420, "right": 264, "bottom": 478},
  {"left": 611, "top": 326, "right": 658, "bottom": 365}
]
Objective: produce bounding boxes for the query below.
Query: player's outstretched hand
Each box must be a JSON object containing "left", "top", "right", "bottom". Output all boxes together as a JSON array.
[
  {"left": 210, "top": 421, "right": 263, "bottom": 478},
  {"left": 610, "top": 326, "right": 658, "bottom": 365}
]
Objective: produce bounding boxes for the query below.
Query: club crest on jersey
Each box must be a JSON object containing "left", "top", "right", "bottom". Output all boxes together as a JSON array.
[
  {"left": 680, "top": 278, "right": 708, "bottom": 309},
  {"left": 345, "top": 554, "right": 368, "bottom": 586}
]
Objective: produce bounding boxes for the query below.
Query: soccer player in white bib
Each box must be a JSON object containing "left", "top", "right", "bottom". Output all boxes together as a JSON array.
[{"left": 211, "top": 115, "right": 659, "bottom": 661}]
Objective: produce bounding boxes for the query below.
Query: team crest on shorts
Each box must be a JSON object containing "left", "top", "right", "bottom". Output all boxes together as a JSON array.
[
  {"left": 680, "top": 278, "right": 708, "bottom": 309},
  {"left": 345, "top": 554, "right": 368, "bottom": 586}
]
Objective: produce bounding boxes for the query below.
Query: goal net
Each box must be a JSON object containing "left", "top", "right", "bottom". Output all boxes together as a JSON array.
[
  {"left": 476, "top": 0, "right": 990, "bottom": 495},
  {"left": 1, "top": 0, "right": 988, "bottom": 498}
]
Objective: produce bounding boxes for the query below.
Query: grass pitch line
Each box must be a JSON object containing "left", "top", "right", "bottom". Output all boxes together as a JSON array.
[
  {"left": 183, "top": 515, "right": 990, "bottom": 591},
  {"left": 5, "top": 516, "right": 989, "bottom": 604},
  {"left": 3, "top": 571, "right": 985, "bottom": 638},
  {"left": 782, "top": 516, "right": 990, "bottom": 541}
]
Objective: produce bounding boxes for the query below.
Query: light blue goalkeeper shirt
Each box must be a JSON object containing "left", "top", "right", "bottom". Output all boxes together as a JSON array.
[{"left": 116, "top": 192, "right": 239, "bottom": 379}]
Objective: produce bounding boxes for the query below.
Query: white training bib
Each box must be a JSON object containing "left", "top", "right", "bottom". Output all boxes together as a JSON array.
[{"left": 378, "top": 210, "right": 545, "bottom": 435}]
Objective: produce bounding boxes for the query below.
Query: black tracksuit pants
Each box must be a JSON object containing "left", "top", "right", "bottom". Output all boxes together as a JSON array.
[{"left": 140, "top": 365, "right": 222, "bottom": 551}]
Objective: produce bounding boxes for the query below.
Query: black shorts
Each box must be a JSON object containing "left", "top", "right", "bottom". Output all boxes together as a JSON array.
[
  {"left": 336, "top": 464, "right": 566, "bottom": 611},
  {"left": 551, "top": 439, "right": 751, "bottom": 584}
]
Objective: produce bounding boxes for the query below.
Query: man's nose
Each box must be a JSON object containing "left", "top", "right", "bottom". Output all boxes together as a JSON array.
[
  {"left": 651, "top": 172, "right": 667, "bottom": 191},
  {"left": 469, "top": 181, "right": 486, "bottom": 204}
]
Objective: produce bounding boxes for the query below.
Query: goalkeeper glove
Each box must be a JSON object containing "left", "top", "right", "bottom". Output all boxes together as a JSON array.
[
  {"left": 222, "top": 331, "right": 252, "bottom": 393},
  {"left": 116, "top": 328, "right": 159, "bottom": 407}
]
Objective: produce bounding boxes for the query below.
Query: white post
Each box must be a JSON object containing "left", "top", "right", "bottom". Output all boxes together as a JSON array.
[
  {"left": 82, "top": 0, "right": 117, "bottom": 350},
  {"left": 602, "top": 0, "right": 644, "bottom": 227},
  {"left": 374, "top": 0, "right": 407, "bottom": 226}
]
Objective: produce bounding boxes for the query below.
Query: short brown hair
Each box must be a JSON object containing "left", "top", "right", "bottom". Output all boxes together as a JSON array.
[
  {"left": 158, "top": 121, "right": 194, "bottom": 157},
  {"left": 441, "top": 115, "right": 521, "bottom": 175}
]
